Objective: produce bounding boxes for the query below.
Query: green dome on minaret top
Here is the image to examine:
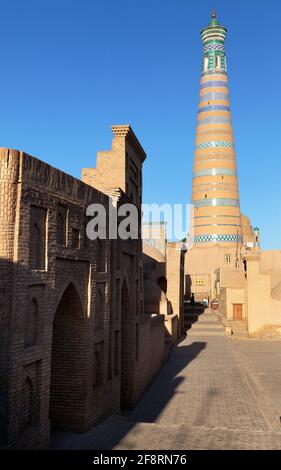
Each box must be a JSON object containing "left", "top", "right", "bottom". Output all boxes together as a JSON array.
[
  {"left": 200, "top": 9, "right": 227, "bottom": 74},
  {"left": 209, "top": 8, "right": 219, "bottom": 27},
  {"left": 201, "top": 9, "right": 227, "bottom": 45}
]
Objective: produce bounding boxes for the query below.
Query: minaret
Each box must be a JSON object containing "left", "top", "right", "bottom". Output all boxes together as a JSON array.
[{"left": 191, "top": 10, "right": 242, "bottom": 246}]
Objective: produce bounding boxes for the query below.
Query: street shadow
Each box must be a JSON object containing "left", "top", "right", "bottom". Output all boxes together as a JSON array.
[
  {"left": 51, "top": 340, "right": 207, "bottom": 450},
  {"left": 124, "top": 341, "right": 207, "bottom": 423},
  {"left": 184, "top": 301, "right": 206, "bottom": 331}
]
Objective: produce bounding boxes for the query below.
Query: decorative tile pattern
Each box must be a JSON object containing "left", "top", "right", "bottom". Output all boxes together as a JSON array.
[
  {"left": 193, "top": 198, "right": 240, "bottom": 207},
  {"left": 199, "top": 92, "right": 229, "bottom": 102},
  {"left": 195, "top": 141, "right": 234, "bottom": 150},
  {"left": 194, "top": 234, "right": 242, "bottom": 243},
  {"left": 193, "top": 168, "right": 237, "bottom": 177},
  {"left": 203, "top": 43, "right": 225, "bottom": 52},
  {"left": 197, "top": 116, "right": 232, "bottom": 126},
  {"left": 200, "top": 80, "right": 227, "bottom": 89},
  {"left": 198, "top": 105, "right": 230, "bottom": 113}
]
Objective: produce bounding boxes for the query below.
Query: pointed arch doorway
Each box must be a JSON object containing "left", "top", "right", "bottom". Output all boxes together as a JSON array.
[{"left": 49, "top": 282, "right": 85, "bottom": 430}]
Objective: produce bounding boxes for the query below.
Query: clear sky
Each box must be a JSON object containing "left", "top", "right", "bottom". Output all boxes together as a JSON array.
[{"left": 1, "top": 0, "right": 281, "bottom": 249}]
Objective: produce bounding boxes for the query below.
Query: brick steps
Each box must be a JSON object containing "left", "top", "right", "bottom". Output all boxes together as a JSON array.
[
  {"left": 188, "top": 329, "right": 224, "bottom": 336},
  {"left": 194, "top": 316, "right": 219, "bottom": 322},
  {"left": 184, "top": 315, "right": 218, "bottom": 325},
  {"left": 188, "top": 323, "right": 224, "bottom": 330},
  {"left": 223, "top": 318, "right": 248, "bottom": 337},
  {"left": 186, "top": 308, "right": 224, "bottom": 337},
  {"left": 185, "top": 322, "right": 220, "bottom": 329}
]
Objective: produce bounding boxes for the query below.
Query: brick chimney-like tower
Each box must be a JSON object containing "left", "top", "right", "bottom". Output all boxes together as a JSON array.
[{"left": 191, "top": 10, "right": 242, "bottom": 246}]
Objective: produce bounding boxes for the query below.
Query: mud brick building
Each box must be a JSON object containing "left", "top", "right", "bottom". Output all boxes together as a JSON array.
[{"left": 0, "top": 125, "right": 166, "bottom": 449}]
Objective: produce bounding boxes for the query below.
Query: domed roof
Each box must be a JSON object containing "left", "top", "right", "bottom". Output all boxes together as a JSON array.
[{"left": 241, "top": 213, "right": 251, "bottom": 227}]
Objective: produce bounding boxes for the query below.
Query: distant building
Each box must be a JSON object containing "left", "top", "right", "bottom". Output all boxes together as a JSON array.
[
  {"left": 217, "top": 251, "right": 281, "bottom": 338},
  {"left": 142, "top": 221, "right": 167, "bottom": 256},
  {"left": 142, "top": 222, "right": 186, "bottom": 341}
]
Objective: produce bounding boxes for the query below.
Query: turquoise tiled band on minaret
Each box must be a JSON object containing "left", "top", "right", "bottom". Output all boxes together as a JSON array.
[
  {"left": 193, "top": 234, "right": 242, "bottom": 243},
  {"left": 197, "top": 116, "right": 232, "bottom": 125},
  {"left": 195, "top": 141, "right": 234, "bottom": 150}
]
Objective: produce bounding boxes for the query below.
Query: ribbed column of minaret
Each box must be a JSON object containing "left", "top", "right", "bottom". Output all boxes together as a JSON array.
[{"left": 191, "top": 10, "right": 242, "bottom": 246}]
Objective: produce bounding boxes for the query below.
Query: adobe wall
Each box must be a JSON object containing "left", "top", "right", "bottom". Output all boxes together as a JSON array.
[
  {"left": 166, "top": 243, "right": 186, "bottom": 332},
  {"left": 142, "top": 241, "right": 186, "bottom": 341},
  {"left": 259, "top": 250, "right": 281, "bottom": 273},
  {"left": 185, "top": 244, "right": 240, "bottom": 301},
  {"left": 245, "top": 256, "right": 281, "bottom": 337},
  {"left": 218, "top": 267, "right": 245, "bottom": 289},
  {"left": 224, "top": 287, "right": 246, "bottom": 320},
  {"left": 164, "top": 313, "right": 179, "bottom": 344}
]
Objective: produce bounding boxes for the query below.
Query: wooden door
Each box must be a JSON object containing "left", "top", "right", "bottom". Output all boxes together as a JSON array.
[{"left": 233, "top": 304, "right": 242, "bottom": 321}]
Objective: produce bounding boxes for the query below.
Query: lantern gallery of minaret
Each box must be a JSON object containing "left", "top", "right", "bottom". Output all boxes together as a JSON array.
[{"left": 185, "top": 10, "right": 260, "bottom": 302}]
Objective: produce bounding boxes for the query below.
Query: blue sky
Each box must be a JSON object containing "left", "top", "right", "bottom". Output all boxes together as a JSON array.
[{"left": 1, "top": 0, "right": 280, "bottom": 249}]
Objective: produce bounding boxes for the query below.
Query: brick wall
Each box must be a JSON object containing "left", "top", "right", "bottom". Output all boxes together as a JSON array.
[
  {"left": 0, "top": 126, "right": 167, "bottom": 449},
  {"left": 133, "top": 314, "right": 165, "bottom": 404},
  {"left": 0, "top": 149, "right": 20, "bottom": 446},
  {"left": 0, "top": 150, "right": 115, "bottom": 448}
]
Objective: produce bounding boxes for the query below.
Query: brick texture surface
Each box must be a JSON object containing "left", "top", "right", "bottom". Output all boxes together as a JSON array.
[{"left": 0, "top": 126, "right": 167, "bottom": 449}]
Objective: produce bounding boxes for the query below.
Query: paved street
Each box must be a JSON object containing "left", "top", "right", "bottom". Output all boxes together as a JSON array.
[{"left": 52, "top": 310, "right": 281, "bottom": 450}]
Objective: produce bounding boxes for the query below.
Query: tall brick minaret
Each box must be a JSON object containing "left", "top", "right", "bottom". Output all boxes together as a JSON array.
[{"left": 191, "top": 10, "right": 242, "bottom": 246}]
